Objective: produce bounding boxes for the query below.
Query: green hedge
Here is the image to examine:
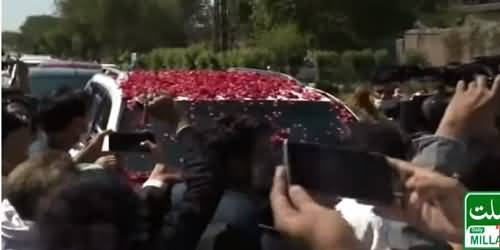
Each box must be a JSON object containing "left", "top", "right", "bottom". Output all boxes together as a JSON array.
[
  {"left": 374, "top": 49, "right": 391, "bottom": 67},
  {"left": 403, "top": 49, "right": 429, "bottom": 66},
  {"left": 195, "top": 50, "right": 220, "bottom": 69},
  {"left": 314, "top": 49, "right": 392, "bottom": 84},
  {"left": 143, "top": 47, "right": 277, "bottom": 70},
  {"left": 141, "top": 47, "right": 393, "bottom": 84}
]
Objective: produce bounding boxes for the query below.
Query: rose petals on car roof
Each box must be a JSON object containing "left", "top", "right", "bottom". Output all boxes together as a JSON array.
[{"left": 119, "top": 70, "right": 329, "bottom": 102}]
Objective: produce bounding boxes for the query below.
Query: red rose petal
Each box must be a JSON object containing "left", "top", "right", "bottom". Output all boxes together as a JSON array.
[{"left": 119, "top": 70, "right": 328, "bottom": 102}]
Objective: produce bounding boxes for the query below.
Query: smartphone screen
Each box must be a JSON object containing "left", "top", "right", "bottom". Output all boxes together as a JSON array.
[
  {"left": 286, "top": 143, "right": 401, "bottom": 205},
  {"left": 108, "top": 132, "right": 156, "bottom": 153}
]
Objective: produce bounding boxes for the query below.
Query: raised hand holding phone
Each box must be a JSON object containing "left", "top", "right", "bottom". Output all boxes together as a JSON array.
[
  {"left": 376, "top": 158, "right": 466, "bottom": 243},
  {"left": 284, "top": 142, "right": 404, "bottom": 206},
  {"left": 437, "top": 75, "right": 500, "bottom": 141},
  {"left": 270, "top": 166, "right": 363, "bottom": 250}
]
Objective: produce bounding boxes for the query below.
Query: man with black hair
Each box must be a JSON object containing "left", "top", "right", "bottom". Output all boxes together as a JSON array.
[
  {"left": 36, "top": 165, "right": 184, "bottom": 250},
  {"left": 2, "top": 151, "right": 77, "bottom": 250},
  {"left": 36, "top": 88, "right": 90, "bottom": 152},
  {"left": 145, "top": 95, "right": 224, "bottom": 250},
  {"left": 33, "top": 87, "right": 110, "bottom": 164},
  {"left": 193, "top": 114, "right": 281, "bottom": 250},
  {"left": 145, "top": 96, "right": 281, "bottom": 250},
  {"left": 37, "top": 170, "right": 146, "bottom": 250},
  {"left": 203, "top": 114, "right": 278, "bottom": 192},
  {"left": 203, "top": 114, "right": 282, "bottom": 244}
]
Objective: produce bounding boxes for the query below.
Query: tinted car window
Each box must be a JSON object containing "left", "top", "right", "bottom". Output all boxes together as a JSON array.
[
  {"left": 117, "top": 100, "right": 353, "bottom": 172},
  {"left": 87, "top": 83, "right": 112, "bottom": 133},
  {"left": 29, "top": 69, "right": 97, "bottom": 98}
]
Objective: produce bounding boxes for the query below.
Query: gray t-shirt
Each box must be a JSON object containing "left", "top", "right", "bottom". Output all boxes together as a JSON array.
[{"left": 412, "top": 135, "right": 486, "bottom": 178}]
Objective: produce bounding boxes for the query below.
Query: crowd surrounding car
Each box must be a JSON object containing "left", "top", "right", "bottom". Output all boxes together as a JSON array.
[{"left": 77, "top": 68, "right": 358, "bottom": 249}]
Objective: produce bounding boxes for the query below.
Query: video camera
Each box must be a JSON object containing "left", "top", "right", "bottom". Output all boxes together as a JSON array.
[
  {"left": 371, "top": 55, "right": 500, "bottom": 134},
  {"left": 372, "top": 55, "right": 500, "bottom": 86}
]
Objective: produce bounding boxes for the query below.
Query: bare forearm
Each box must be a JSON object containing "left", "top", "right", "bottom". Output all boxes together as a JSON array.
[{"left": 73, "top": 146, "right": 95, "bottom": 163}]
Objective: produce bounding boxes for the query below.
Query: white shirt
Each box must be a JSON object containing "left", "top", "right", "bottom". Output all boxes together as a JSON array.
[
  {"left": 1, "top": 199, "right": 37, "bottom": 250},
  {"left": 336, "top": 199, "right": 432, "bottom": 250}
]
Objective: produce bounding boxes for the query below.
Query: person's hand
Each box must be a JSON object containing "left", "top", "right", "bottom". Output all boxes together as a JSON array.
[
  {"left": 437, "top": 75, "right": 500, "bottom": 140},
  {"left": 146, "top": 95, "right": 182, "bottom": 131},
  {"left": 376, "top": 158, "right": 466, "bottom": 243},
  {"left": 270, "top": 166, "right": 363, "bottom": 250},
  {"left": 95, "top": 154, "right": 119, "bottom": 170},
  {"left": 147, "top": 163, "right": 183, "bottom": 186},
  {"left": 75, "top": 130, "right": 113, "bottom": 163},
  {"left": 87, "top": 130, "right": 113, "bottom": 152},
  {"left": 141, "top": 140, "right": 166, "bottom": 164}
]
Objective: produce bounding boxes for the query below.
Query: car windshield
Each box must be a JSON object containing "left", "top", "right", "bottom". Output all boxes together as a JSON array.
[
  {"left": 117, "top": 100, "right": 353, "bottom": 172},
  {"left": 30, "top": 70, "right": 97, "bottom": 98}
]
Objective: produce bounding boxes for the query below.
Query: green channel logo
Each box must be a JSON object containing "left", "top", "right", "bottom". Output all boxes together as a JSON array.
[{"left": 464, "top": 192, "right": 500, "bottom": 249}]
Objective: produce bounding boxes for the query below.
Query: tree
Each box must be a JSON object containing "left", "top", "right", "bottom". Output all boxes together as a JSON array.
[
  {"left": 250, "top": 0, "right": 453, "bottom": 50},
  {"left": 2, "top": 31, "right": 22, "bottom": 51},
  {"left": 412, "top": 0, "right": 463, "bottom": 27},
  {"left": 255, "top": 23, "right": 308, "bottom": 73},
  {"left": 19, "top": 15, "right": 62, "bottom": 51},
  {"left": 54, "top": 0, "right": 190, "bottom": 58},
  {"left": 37, "top": 29, "right": 73, "bottom": 57},
  {"left": 404, "top": 49, "right": 429, "bottom": 66},
  {"left": 213, "top": 0, "right": 230, "bottom": 50},
  {"left": 185, "top": 0, "right": 213, "bottom": 44}
]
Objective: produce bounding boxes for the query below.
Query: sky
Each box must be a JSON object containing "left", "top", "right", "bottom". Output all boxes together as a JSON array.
[{"left": 2, "top": 0, "right": 55, "bottom": 31}]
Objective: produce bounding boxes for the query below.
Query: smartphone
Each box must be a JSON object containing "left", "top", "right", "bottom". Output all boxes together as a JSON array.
[
  {"left": 285, "top": 142, "right": 403, "bottom": 205},
  {"left": 282, "top": 139, "right": 294, "bottom": 190},
  {"left": 108, "top": 131, "right": 156, "bottom": 153}
]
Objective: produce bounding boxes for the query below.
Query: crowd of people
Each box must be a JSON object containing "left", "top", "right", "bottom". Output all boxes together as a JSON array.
[{"left": 1, "top": 74, "right": 500, "bottom": 250}]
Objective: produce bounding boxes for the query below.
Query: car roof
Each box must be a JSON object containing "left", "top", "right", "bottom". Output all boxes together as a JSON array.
[
  {"left": 88, "top": 73, "right": 124, "bottom": 103},
  {"left": 93, "top": 69, "right": 355, "bottom": 104},
  {"left": 30, "top": 67, "right": 100, "bottom": 76},
  {"left": 20, "top": 55, "right": 52, "bottom": 64},
  {"left": 39, "top": 60, "right": 102, "bottom": 69},
  {"left": 94, "top": 70, "right": 321, "bottom": 101},
  {"left": 89, "top": 70, "right": 358, "bottom": 120},
  {"left": 101, "top": 63, "right": 119, "bottom": 68},
  {"left": 20, "top": 54, "right": 52, "bottom": 60},
  {"left": 227, "top": 67, "right": 298, "bottom": 82}
]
